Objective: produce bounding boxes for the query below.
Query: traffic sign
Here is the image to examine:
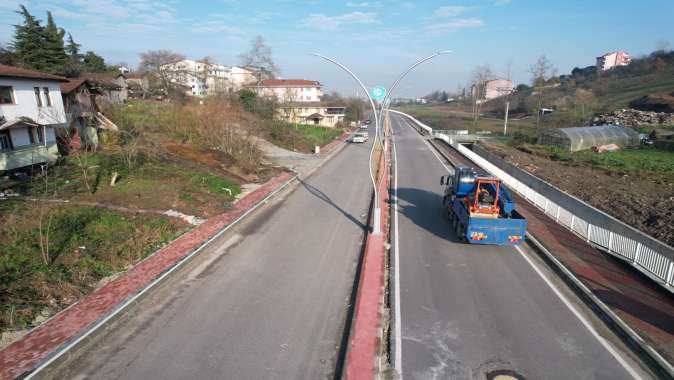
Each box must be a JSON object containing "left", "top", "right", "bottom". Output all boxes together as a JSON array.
[{"left": 370, "top": 86, "right": 387, "bottom": 101}]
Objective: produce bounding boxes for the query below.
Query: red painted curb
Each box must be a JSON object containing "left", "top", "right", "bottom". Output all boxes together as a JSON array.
[
  {"left": 0, "top": 171, "right": 295, "bottom": 380},
  {"left": 345, "top": 146, "right": 390, "bottom": 380}
]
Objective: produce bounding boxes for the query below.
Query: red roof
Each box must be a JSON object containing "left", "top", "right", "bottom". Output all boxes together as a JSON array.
[
  {"left": 257, "top": 79, "right": 320, "bottom": 87},
  {"left": 0, "top": 64, "right": 68, "bottom": 82},
  {"left": 60, "top": 78, "right": 89, "bottom": 94}
]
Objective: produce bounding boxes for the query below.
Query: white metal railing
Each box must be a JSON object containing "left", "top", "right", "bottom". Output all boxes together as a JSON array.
[{"left": 392, "top": 109, "right": 674, "bottom": 289}]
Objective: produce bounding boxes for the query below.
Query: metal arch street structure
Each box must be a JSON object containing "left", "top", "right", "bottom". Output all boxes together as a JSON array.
[
  {"left": 377, "top": 50, "right": 452, "bottom": 140},
  {"left": 310, "top": 52, "right": 384, "bottom": 235}
]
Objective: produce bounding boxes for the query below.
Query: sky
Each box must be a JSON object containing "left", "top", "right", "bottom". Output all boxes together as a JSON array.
[{"left": 0, "top": 0, "right": 672, "bottom": 97}]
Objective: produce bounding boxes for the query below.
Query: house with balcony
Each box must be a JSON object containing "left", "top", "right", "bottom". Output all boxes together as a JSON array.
[
  {"left": 0, "top": 65, "right": 68, "bottom": 173},
  {"left": 248, "top": 79, "right": 345, "bottom": 128}
]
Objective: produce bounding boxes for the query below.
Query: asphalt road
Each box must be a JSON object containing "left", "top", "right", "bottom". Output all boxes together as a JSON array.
[
  {"left": 44, "top": 129, "right": 374, "bottom": 379},
  {"left": 390, "top": 113, "right": 645, "bottom": 380}
]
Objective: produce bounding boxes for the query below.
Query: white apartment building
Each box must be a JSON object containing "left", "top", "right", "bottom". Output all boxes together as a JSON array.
[
  {"left": 596, "top": 51, "right": 632, "bottom": 71},
  {"left": 248, "top": 79, "right": 322, "bottom": 102},
  {"left": 0, "top": 65, "right": 67, "bottom": 172},
  {"left": 162, "top": 59, "right": 260, "bottom": 96}
]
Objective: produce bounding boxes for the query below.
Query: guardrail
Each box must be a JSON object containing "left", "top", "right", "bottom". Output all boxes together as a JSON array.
[{"left": 391, "top": 109, "right": 674, "bottom": 290}]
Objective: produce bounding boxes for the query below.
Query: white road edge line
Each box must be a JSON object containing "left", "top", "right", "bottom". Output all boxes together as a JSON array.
[
  {"left": 391, "top": 120, "right": 403, "bottom": 378},
  {"left": 514, "top": 245, "right": 643, "bottom": 380},
  {"left": 24, "top": 174, "right": 299, "bottom": 379},
  {"left": 396, "top": 112, "right": 642, "bottom": 379}
]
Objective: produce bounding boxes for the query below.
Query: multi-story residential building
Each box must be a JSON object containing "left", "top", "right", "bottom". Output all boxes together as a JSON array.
[
  {"left": 162, "top": 59, "right": 260, "bottom": 96},
  {"left": 247, "top": 79, "right": 345, "bottom": 127},
  {"left": 596, "top": 51, "right": 632, "bottom": 71},
  {"left": 247, "top": 79, "right": 323, "bottom": 102},
  {"left": 0, "top": 65, "right": 67, "bottom": 173}
]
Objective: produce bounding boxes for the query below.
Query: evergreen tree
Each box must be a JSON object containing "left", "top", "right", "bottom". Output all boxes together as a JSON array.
[
  {"left": 42, "top": 11, "right": 67, "bottom": 73},
  {"left": 82, "top": 51, "right": 107, "bottom": 72},
  {"left": 65, "top": 33, "right": 80, "bottom": 57},
  {"left": 12, "top": 5, "right": 48, "bottom": 70},
  {"left": 64, "top": 33, "right": 82, "bottom": 76}
]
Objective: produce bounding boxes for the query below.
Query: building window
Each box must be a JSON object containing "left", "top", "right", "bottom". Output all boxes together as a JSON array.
[
  {"left": 0, "top": 86, "right": 14, "bottom": 104},
  {"left": 36, "top": 126, "right": 45, "bottom": 144},
  {"left": 42, "top": 87, "right": 51, "bottom": 106},
  {"left": 28, "top": 127, "right": 36, "bottom": 144},
  {"left": 34, "top": 87, "right": 43, "bottom": 107},
  {"left": 0, "top": 131, "right": 11, "bottom": 151}
]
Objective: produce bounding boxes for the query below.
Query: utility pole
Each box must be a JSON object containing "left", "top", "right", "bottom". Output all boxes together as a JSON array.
[{"left": 503, "top": 100, "right": 510, "bottom": 136}]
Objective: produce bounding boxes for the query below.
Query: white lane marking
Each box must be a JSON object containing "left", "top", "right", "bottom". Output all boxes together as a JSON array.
[
  {"left": 514, "top": 245, "right": 642, "bottom": 380},
  {"left": 391, "top": 119, "right": 403, "bottom": 378},
  {"left": 399, "top": 118, "right": 451, "bottom": 173},
  {"left": 396, "top": 113, "right": 642, "bottom": 379}
]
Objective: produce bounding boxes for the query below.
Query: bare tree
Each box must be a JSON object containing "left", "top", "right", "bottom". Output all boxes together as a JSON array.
[
  {"left": 528, "top": 55, "right": 557, "bottom": 127},
  {"left": 138, "top": 50, "right": 186, "bottom": 95},
  {"left": 471, "top": 64, "right": 492, "bottom": 125},
  {"left": 528, "top": 55, "right": 556, "bottom": 87},
  {"left": 239, "top": 36, "right": 279, "bottom": 82}
]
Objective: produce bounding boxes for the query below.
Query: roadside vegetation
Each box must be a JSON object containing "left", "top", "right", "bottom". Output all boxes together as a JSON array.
[{"left": 0, "top": 94, "right": 356, "bottom": 340}]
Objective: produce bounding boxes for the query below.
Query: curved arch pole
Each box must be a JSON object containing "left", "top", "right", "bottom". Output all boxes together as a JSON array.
[{"left": 310, "top": 53, "right": 383, "bottom": 235}]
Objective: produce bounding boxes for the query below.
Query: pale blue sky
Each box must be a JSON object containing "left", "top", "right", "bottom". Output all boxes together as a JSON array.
[{"left": 0, "top": 0, "right": 672, "bottom": 97}]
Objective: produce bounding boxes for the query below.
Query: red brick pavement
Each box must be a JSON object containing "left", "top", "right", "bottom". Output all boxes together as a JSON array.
[
  {"left": 345, "top": 144, "right": 390, "bottom": 380},
  {"left": 0, "top": 171, "right": 295, "bottom": 380}
]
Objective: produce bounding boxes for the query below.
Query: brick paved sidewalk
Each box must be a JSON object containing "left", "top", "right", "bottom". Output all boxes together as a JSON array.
[{"left": 0, "top": 171, "right": 295, "bottom": 380}]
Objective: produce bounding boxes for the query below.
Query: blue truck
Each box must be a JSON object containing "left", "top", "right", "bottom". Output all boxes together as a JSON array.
[{"left": 441, "top": 166, "right": 527, "bottom": 245}]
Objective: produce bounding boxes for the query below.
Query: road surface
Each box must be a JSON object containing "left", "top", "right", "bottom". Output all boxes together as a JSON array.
[
  {"left": 390, "top": 113, "right": 646, "bottom": 380},
  {"left": 44, "top": 130, "right": 374, "bottom": 379}
]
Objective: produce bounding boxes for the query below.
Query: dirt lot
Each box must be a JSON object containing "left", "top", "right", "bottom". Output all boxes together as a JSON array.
[{"left": 481, "top": 142, "right": 674, "bottom": 246}]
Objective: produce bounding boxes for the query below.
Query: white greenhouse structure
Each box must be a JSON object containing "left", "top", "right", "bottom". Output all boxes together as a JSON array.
[{"left": 538, "top": 125, "right": 640, "bottom": 151}]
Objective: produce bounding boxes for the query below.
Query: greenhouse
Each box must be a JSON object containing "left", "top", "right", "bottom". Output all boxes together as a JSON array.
[{"left": 537, "top": 125, "right": 640, "bottom": 152}]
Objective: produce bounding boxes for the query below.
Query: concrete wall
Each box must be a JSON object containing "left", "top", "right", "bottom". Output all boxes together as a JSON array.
[{"left": 0, "top": 78, "right": 67, "bottom": 125}]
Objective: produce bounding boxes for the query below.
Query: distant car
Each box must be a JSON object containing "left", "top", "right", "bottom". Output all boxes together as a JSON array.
[
  {"left": 355, "top": 132, "right": 369, "bottom": 141},
  {"left": 351, "top": 134, "right": 366, "bottom": 143},
  {"left": 363, "top": 119, "right": 371, "bottom": 125},
  {"left": 359, "top": 123, "right": 369, "bottom": 130}
]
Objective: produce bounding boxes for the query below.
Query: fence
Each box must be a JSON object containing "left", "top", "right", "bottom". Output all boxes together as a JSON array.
[{"left": 391, "top": 110, "right": 674, "bottom": 290}]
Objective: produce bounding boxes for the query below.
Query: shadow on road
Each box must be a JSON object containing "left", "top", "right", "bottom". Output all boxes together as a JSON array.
[
  {"left": 395, "top": 187, "right": 462, "bottom": 243},
  {"left": 299, "top": 179, "right": 367, "bottom": 230}
]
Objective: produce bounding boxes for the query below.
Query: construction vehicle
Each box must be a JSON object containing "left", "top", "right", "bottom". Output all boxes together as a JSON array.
[{"left": 441, "top": 166, "right": 527, "bottom": 245}]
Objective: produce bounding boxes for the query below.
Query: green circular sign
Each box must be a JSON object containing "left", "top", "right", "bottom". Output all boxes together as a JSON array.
[{"left": 370, "top": 86, "right": 387, "bottom": 101}]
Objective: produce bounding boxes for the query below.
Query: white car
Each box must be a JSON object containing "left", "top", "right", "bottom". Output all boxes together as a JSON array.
[
  {"left": 356, "top": 132, "right": 369, "bottom": 141},
  {"left": 359, "top": 123, "right": 368, "bottom": 130},
  {"left": 351, "top": 134, "right": 366, "bottom": 143}
]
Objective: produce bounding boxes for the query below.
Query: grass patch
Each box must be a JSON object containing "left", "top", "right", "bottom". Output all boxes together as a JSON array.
[
  {"left": 517, "top": 144, "right": 674, "bottom": 175},
  {"left": 0, "top": 203, "right": 186, "bottom": 333},
  {"left": 259, "top": 120, "right": 344, "bottom": 153},
  {"left": 397, "top": 104, "right": 538, "bottom": 137}
]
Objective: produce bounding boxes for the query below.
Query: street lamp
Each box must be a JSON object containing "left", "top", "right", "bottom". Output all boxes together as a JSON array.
[
  {"left": 310, "top": 51, "right": 451, "bottom": 235},
  {"left": 377, "top": 51, "right": 452, "bottom": 139},
  {"left": 310, "top": 53, "right": 384, "bottom": 235}
]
